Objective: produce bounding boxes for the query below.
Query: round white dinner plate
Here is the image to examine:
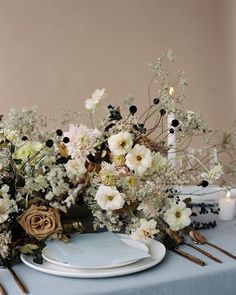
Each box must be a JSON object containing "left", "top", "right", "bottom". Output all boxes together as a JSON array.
[
  {"left": 42, "top": 237, "right": 149, "bottom": 269},
  {"left": 21, "top": 234, "right": 166, "bottom": 278}
]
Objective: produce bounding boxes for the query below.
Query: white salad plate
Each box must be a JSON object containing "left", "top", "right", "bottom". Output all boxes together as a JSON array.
[
  {"left": 42, "top": 237, "right": 149, "bottom": 269},
  {"left": 21, "top": 234, "right": 166, "bottom": 278}
]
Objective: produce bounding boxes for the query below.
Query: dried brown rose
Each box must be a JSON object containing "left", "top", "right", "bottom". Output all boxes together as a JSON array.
[{"left": 18, "top": 205, "right": 63, "bottom": 241}]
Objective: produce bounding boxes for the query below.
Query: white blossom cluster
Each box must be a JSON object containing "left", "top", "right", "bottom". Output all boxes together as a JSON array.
[
  {"left": 0, "top": 231, "right": 12, "bottom": 259},
  {"left": 0, "top": 51, "right": 228, "bottom": 264}
]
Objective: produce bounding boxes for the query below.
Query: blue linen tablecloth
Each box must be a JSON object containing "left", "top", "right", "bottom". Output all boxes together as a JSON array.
[{"left": 1, "top": 218, "right": 236, "bottom": 295}]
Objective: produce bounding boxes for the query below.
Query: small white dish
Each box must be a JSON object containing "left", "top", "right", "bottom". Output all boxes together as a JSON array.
[
  {"left": 21, "top": 234, "right": 166, "bottom": 278},
  {"left": 42, "top": 238, "right": 149, "bottom": 269}
]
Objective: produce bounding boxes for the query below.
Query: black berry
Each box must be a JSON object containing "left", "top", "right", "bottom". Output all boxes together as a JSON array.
[
  {"left": 45, "top": 139, "right": 54, "bottom": 148},
  {"left": 171, "top": 119, "right": 179, "bottom": 127},
  {"left": 129, "top": 105, "right": 137, "bottom": 115},
  {"left": 63, "top": 137, "right": 70, "bottom": 143},
  {"left": 56, "top": 129, "right": 63, "bottom": 136},
  {"left": 199, "top": 180, "right": 209, "bottom": 187},
  {"left": 160, "top": 109, "right": 166, "bottom": 116}
]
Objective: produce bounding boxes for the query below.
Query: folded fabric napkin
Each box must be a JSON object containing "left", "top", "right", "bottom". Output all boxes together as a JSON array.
[{"left": 46, "top": 232, "right": 150, "bottom": 268}]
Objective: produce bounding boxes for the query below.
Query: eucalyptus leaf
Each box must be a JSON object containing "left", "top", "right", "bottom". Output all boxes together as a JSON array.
[
  {"left": 28, "top": 197, "right": 43, "bottom": 207},
  {"left": 19, "top": 244, "right": 39, "bottom": 254}
]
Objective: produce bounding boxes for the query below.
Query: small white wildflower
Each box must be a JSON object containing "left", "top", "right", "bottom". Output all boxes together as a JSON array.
[
  {"left": 167, "top": 49, "right": 175, "bottom": 62},
  {"left": 131, "top": 219, "right": 159, "bottom": 241},
  {"left": 0, "top": 198, "right": 17, "bottom": 223},
  {"left": 46, "top": 167, "right": 69, "bottom": 197},
  {"left": 164, "top": 201, "right": 192, "bottom": 231},
  {"left": 45, "top": 191, "right": 54, "bottom": 201},
  {"left": 85, "top": 88, "right": 106, "bottom": 113},
  {"left": 202, "top": 163, "right": 224, "bottom": 183},
  {"left": 35, "top": 175, "right": 48, "bottom": 192},
  {"left": 0, "top": 185, "right": 10, "bottom": 198},
  {"left": 108, "top": 131, "right": 133, "bottom": 156},
  {"left": 125, "top": 144, "right": 152, "bottom": 176},
  {"left": 0, "top": 231, "right": 12, "bottom": 259},
  {"left": 95, "top": 185, "right": 125, "bottom": 210}
]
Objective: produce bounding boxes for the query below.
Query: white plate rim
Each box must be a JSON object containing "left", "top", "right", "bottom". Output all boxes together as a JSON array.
[
  {"left": 42, "top": 237, "right": 149, "bottom": 269},
  {"left": 21, "top": 234, "right": 166, "bottom": 278}
]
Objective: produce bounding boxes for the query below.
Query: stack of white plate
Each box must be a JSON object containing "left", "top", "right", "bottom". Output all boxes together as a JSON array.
[{"left": 21, "top": 234, "right": 166, "bottom": 278}]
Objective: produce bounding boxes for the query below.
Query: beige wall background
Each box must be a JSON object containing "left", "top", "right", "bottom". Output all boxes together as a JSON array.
[{"left": 0, "top": 0, "right": 235, "bottom": 130}]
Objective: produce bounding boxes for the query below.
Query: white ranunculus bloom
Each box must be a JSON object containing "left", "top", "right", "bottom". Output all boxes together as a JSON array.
[
  {"left": 164, "top": 201, "right": 192, "bottom": 231},
  {"left": 131, "top": 219, "right": 159, "bottom": 241},
  {"left": 85, "top": 88, "right": 106, "bottom": 113},
  {"left": 125, "top": 144, "right": 152, "bottom": 176},
  {"left": 108, "top": 131, "right": 133, "bottom": 156},
  {"left": 99, "top": 162, "right": 118, "bottom": 186},
  {"left": 65, "top": 159, "right": 87, "bottom": 178},
  {"left": 95, "top": 185, "right": 125, "bottom": 210}
]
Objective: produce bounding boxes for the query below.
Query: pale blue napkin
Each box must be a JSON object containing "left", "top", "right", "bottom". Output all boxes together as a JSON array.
[{"left": 45, "top": 232, "right": 150, "bottom": 267}]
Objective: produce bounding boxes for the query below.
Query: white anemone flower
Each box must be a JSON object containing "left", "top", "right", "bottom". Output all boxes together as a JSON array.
[
  {"left": 125, "top": 144, "right": 152, "bottom": 176},
  {"left": 108, "top": 131, "right": 133, "bottom": 156},
  {"left": 95, "top": 185, "right": 125, "bottom": 210},
  {"left": 63, "top": 124, "right": 101, "bottom": 159},
  {"left": 85, "top": 88, "right": 106, "bottom": 113},
  {"left": 164, "top": 201, "right": 192, "bottom": 231},
  {"left": 131, "top": 219, "right": 159, "bottom": 241}
]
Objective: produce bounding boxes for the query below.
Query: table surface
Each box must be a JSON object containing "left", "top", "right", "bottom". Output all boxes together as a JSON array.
[{"left": 1, "top": 218, "right": 236, "bottom": 295}]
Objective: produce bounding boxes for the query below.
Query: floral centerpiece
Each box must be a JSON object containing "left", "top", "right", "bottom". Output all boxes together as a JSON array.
[{"left": 0, "top": 50, "right": 224, "bottom": 266}]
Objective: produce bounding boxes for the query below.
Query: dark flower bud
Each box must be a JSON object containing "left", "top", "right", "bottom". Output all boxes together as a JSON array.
[
  {"left": 46, "top": 139, "right": 54, "bottom": 148},
  {"left": 199, "top": 180, "right": 209, "bottom": 187},
  {"left": 104, "top": 123, "right": 115, "bottom": 132},
  {"left": 22, "top": 136, "right": 28, "bottom": 141},
  {"left": 169, "top": 128, "right": 175, "bottom": 134},
  {"left": 56, "top": 129, "right": 63, "bottom": 136},
  {"left": 133, "top": 124, "right": 139, "bottom": 131},
  {"left": 160, "top": 109, "right": 166, "bottom": 116},
  {"left": 129, "top": 105, "right": 137, "bottom": 115},
  {"left": 153, "top": 98, "right": 160, "bottom": 105},
  {"left": 171, "top": 119, "right": 179, "bottom": 127},
  {"left": 16, "top": 176, "right": 26, "bottom": 187},
  {"left": 63, "top": 137, "right": 70, "bottom": 143}
]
